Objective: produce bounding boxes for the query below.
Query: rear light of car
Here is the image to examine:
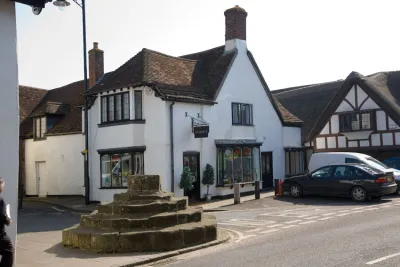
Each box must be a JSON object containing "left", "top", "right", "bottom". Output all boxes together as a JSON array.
[{"left": 376, "top": 177, "right": 388, "bottom": 183}]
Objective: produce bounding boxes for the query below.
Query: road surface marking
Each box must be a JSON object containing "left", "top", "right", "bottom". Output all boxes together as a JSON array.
[
  {"left": 299, "top": 220, "right": 317, "bottom": 225},
  {"left": 245, "top": 228, "right": 264, "bottom": 233},
  {"left": 267, "top": 224, "right": 284, "bottom": 228},
  {"left": 260, "top": 229, "right": 281, "bottom": 234},
  {"left": 322, "top": 213, "right": 336, "bottom": 216},
  {"left": 51, "top": 206, "right": 65, "bottom": 212},
  {"left": 319, "top": 216, "right": 334, "bottom": 220},
  {"left": 337, "top": 210, "right": 350, "bottom": 213},
  {"left": 336, "top": 213, "right": 350, "bottom": 217},
  {"left": 366, "top": 252, "right": 400, "bottom": 265},
  {"left": 353, "top": 210, "right": 364, "bottom": 213},
  {"left": 284, "top": 220, "right": 303, "bottom": 224},
  {"left": 281, "top": 224, "right": 299, "bottom": 229},
  {"left": 365, "top": 208, "right": 379, "bottom": 210},
  {"left": 304, "top": 216, "right": 320, "bottom": 220},
  {"left": 351, "top": 207, "right": 364, "bottom": 210},
  {"left": 218, "top": 222, "right": 257, "bottom": 228}
]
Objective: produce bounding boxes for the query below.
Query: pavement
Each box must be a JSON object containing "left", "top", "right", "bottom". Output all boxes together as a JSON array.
[{"left": 140, "top": 194, "right": 400, "bottom": 267}]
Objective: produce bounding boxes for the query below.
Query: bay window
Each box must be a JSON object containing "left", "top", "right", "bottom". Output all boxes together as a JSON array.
[
  {"left": 217, "top": 146, "right": 261, "bottom": 186},
  {"left": 100, "top": 150, "right": 144, "bottom": 188},
  {"left": 285, "top": 147, "right": 313, "bottom": 176},
  {"left": 101, "top": 92, "right": 130, "bottom": 123}
]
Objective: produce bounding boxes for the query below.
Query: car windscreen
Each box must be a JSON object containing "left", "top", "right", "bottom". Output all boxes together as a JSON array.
[{"left": 365, "top": 157, "right": 389, "bottom": 170}]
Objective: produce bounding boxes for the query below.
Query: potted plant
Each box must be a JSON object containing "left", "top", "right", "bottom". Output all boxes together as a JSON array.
[
  {"left": 202, "top": 164, "right": 215, "bottom": 202},
  {"left": 179, "top": 166, "right": 194, "bottom": 196}
]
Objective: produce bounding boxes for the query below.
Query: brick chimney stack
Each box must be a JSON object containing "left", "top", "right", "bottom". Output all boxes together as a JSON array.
[
  {"left": 88, "top": 42, "right": 104, "bottom": 87},
  {"left": 224, "top": 5, "right": 247, "bottom": 41}
]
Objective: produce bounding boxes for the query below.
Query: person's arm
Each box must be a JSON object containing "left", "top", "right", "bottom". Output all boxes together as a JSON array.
[{"left": 0, "top": 198, "right": 10, "bottom": 226}]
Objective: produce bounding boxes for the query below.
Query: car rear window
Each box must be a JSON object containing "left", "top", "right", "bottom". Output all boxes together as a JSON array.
[{"left": 354, "top": 165, "right": 381, "bottom": 175}]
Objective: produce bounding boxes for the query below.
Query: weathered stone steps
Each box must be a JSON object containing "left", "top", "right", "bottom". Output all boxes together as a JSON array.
[
  {"left": 63, "top": 214, "right": 217, "bottom": 253},
  {"left": 114, "top": 192, "right": 174, "bottom": 202},
  {"left": 80, "top": 207, "right": 203, "bottom": 230},
  {"left": 97, "top": 197, "right": 187, "bottom": 215}
]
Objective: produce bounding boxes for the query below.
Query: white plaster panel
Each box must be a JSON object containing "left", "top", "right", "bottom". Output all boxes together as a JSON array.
[
  {"left": 382, "top": 133, "right": 393, "bottom": 146},
  {"left": 316, "top": 137, "right": 326, "bottom": 149},
  {"left": 361, "top": 98, "right": 379, "bottom": 110},
  {"left": 327, "top": 137, "right": 336, "bottom": 148},
  {"left": 348, "top": 141, "right": 358, "bottom": 147},
  {"left": 283, "top": 127, "right": 301, "bottom": 147},
  {"left": 360, "top": 140, "right": 370, "bottom": 147},
  {"left": 0, "top": 1, "right": 19, "bottom": 246},
  {"left": 396, "top": 132, "right": 400, "bottom": 145},
  {"left": 388, "top": 116, "right": 399, "bottom": 130},
  {"left": 338, "top": 136, "right": 347, "bottom": 148},
  {"left": 371, "top": 134, "right": 381, "bottom": 146},
  {"left": 356, "top": 86, "right": 368, "bottom": 108},
  {"left": 336, "top": 101, "right": 354, "bottom": 112},
  {"left": 330, "top": 115, "right": 339, "bottom": 134},
  {"left": 24, "top": 134, "right": 84, "bottom": 196},
  {"left": 345, "top": 86, "right": 356, "bottom": 107},
  {"left": 320, "top": 122, "right": 330, "bottom": 135},
  {"left": 376, "top": 110, "right": 387, "bottom": 130}
]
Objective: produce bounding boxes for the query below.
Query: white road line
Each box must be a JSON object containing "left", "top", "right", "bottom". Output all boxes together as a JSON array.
[
  {"left": 281, "top": 224, "right": 299, "bottom": 229},
  {"left": 319, "top": 216, "right": 334, "bottom": 221},
  {"left": 366, "top": 252, "right": 400, "bottom": 265},
  {"left": 351, "top": 207, "right": 364, "bottom": 210},
  {"left": 284, "top": 220, "right": 303, "bottom": 224},
  {"left": 336, "top": 213, "right": 351, "bottom": 217},
  {"left": 353, "top": 210, "right": 364, "bottom": 213},
  {"left": 299, "top": 220, "right": 317, "bottom": 225},
  {"left": 218, "top": 222, "right": 257, "bottom": 228},
  {"left": 267, "top": 224, "right": 284, "bottom": 228},
  {"left": 365, "top": 208, "right": 379, "bottom": 211},
  {"left": 51, "top": 206, "right": 65, "bottom": 212},
  {"left": 260, "top": 229, "right": 281, "bottom": 234},
  {"left": 322, "top": 213, "right": 336, "bottom": 216},
  {"left": 304, "top": 216, "right": 320, "bottom": 220},
  {"left": 337, "top": 210, "right": 350, "bottom": 213},
  {"left": 245, "top": 228, "right": 264, "bottom": 233},
  {"left": 393, "top": 204, "right": 400, "bottom": 206}
]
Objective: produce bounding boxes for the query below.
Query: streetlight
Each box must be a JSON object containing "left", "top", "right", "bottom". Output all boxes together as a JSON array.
[{"left": 54, "top": 0, "right": 90, "bottom": 206}]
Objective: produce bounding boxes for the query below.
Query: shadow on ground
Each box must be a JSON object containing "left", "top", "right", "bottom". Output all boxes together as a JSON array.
[{"left": 44, "top": 243, "right": 159, "bottom": 260}]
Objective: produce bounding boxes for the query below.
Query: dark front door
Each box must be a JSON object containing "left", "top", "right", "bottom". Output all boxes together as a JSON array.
[
  {"left": 261, "top": 152, "right": 273, "bottom": 189},
  {"left": 183, "top": 152, "right": 201, "bottom": 201}
]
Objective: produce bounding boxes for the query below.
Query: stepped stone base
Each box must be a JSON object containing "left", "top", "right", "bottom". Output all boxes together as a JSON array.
[{"left": 62, "top": 175, "right": 217, "bottom": 253}]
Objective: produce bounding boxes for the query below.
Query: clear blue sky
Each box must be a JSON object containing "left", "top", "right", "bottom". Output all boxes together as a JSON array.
[{"left": 15, "top": 0, "right": 400, "bottom": 90}]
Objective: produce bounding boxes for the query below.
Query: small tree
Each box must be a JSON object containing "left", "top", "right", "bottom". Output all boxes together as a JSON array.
[
  {"left": 202, "top": 164, "right": 215, "bottom": 196},
  {"left": 179, "top": 166, "right": 194, "bottom": 194}
]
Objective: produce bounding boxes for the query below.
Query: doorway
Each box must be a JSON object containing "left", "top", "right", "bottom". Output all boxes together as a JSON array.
[
  {"left": 261, "top": 152, "right": 273, "bottom": 189},
  {"left": 183, "top": 152, "right": 201, "bottom": 201},
  {"left": 35, "top": 161, "right": 46, "bottom": 197}
]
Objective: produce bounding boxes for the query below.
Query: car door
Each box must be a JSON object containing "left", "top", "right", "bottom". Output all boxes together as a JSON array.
[
  {"left": 308, "top": 166, "right": 335, "bottom": 195},
  {"left": 330, "top": 165, "right": 356, "bottom": 196}
]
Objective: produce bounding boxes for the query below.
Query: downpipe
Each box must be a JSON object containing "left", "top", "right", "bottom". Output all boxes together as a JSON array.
[{"left": 169, "top": 101, "right": 175, "bottom": 193}]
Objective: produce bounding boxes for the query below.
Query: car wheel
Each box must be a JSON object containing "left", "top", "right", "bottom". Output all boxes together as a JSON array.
[
  {"left": 290, "top": 184, "right": 302, "bottom": 198},
  {"left": 351, "top": 186, "right": 367, "bottom": 202}
]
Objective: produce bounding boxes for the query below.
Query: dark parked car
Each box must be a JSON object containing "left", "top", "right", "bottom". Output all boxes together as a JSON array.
[{"left": 282, "top": 164, "right": 397, "bottom": 202}]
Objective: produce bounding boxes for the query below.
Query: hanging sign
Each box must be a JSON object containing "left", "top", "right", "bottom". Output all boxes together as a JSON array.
[{"left": 193, "top": 125, "right": 209, "bottom": 138}]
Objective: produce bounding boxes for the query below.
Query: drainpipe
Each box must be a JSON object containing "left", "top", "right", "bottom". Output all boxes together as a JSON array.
[{"left": 169, "top": 101, "right": 175, "bottom": 193}]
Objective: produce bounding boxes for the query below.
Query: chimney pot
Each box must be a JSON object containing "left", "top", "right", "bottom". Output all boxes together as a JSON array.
[{"left": 93, "top": 42, "right": 98, "bottom": 49}]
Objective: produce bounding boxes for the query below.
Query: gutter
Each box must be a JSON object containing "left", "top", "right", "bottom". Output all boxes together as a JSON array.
[{"left": 169, "top": 101, "right": 175, "bottom": 193}]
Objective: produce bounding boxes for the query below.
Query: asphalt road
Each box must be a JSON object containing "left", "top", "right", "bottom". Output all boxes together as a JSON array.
[
  {"left": 18, "top": 201, "right": 81, "bottom": 233},
  {"left": 149, "top": 195, "right": 400, "bottom": 267}
]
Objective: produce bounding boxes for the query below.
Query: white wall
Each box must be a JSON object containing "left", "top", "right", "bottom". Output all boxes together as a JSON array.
[
  {"left": 88, "top": 87, "right": 170, "bottom": 202},
  {"left": 283, "top": 127, "right": 301, "bottom": 147},
  {"left": 24, "top": 134, "right": 84, "bottom": 196},
  {"left": 0, "top": 1, "right": 18, "bottom": 247}
]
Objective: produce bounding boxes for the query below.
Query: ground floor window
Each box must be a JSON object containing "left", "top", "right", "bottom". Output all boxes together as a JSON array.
[
  {"left": 217, "top": 146, "right": 261, "bottom": 186},
  {"left": 100, "top": 151, "right": 144, "bottom": 188},
  {"left": 285, "top": 147, "right": 313, "bottom": 176}
]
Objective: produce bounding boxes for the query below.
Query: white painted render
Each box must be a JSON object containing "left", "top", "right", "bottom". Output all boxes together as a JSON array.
[
  {"left": 0, "top": 1, "right": 19, "bottom": 246},
  {"left": 88, "top": 39, "right": 301, "bottom": 203},
  {"left": 24, "top": 134, "right": 84, "bottom": 196},
  {"left": 315, "top": 84, "right": 400, "bottom": 150}
]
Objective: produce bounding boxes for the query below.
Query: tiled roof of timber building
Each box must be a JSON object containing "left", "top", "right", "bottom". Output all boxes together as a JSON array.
[
  {"left": 19, "top": 85, "right": 47, "bottom": 123},
  {"left": 89, "top": 46, "right": 302, "bottom": 126}
]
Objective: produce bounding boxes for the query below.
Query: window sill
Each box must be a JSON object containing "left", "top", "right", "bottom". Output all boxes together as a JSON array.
[
  {"left": 339, "top": 128, "right": 374, "bottom": 133},
  {"left": 99, "top": 187, "right": 128, "bottom": 190},
  {"left": 98, "top": 119, "right": 146, "bottom": 127},
  {"left": 232, "top": 123, "right": 254, "bottom": 127}
]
